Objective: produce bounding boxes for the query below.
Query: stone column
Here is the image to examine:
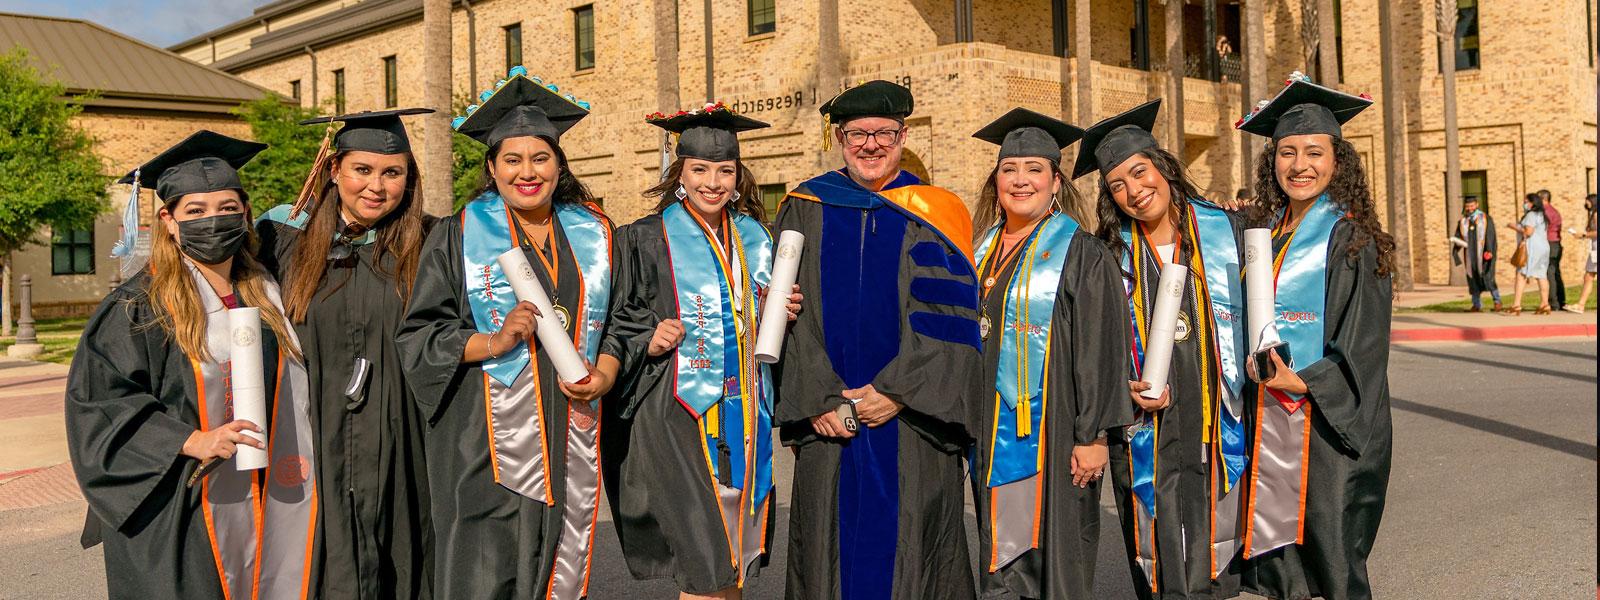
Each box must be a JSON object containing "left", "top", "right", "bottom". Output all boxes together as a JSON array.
[
  {"left": 7, "top": 274, "right": 41, "bottom": 359},
  {"left": 421, "top": 0, "right": 454, "bottom": 216}
]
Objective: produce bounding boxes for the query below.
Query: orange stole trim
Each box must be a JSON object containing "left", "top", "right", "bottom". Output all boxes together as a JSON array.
[
  {"left": 1296, "top": 402, "right": 1311, "bottom": 543},
  {"left": 580, "top": 399, "right": 605, "bottom": 596},
  {"left": 1240, "top": 383, "right": 1266, "bottom": 558},
  {"left": 877, "top": 185, "right": 975, "bottom": 265},
  {"left": 482, "top": 373, "right": 503, "bottom": 483},
  {"left": 193, "top": 360, "right": 233, "bottom": 600}
]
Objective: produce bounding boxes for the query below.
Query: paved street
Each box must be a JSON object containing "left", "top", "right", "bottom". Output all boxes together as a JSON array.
[{"left": 2, "top": 337, "right": 1594, "bottom": 599}]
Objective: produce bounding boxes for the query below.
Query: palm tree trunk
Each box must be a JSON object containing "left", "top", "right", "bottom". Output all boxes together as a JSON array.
[
  {"left": 422, "top": 0, "right": 454, "bottom": 216},
  {"left": 1165, "top": 0, "right": 1185, "bottom": 158},
  {"left": 1438, "top": 0, "right": 1463, "bottom": 286},
  {"left": 1378, "top": 0, "right": 1415, "bottom": 290},
  {"left": 1242, "top": 0, "right": 1267, "bottom": 190},
  {"left": 1317, "top": 0, "right": 1339, "bottom": 85}
]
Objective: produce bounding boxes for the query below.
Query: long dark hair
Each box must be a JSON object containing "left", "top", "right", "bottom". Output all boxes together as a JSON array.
[
  {"left": 1089, "top": 147, "right": 1203, "bottom": 270},
  {"left": 1249, "top": 136, "right": 1396, "bottom": 277},
  {"left": 1523, "top": 192, "right": 1544, "bottom": 216},
  {"left": 476, "top": 136, "right": 597, "bottom": 206},
  {"left": 284, "top": 152, "right": 426, "bottom": 323},
  {"left": 644, "top": 156, "right": 765, "bottom": 221},
  {"left": 970, "top": 159, "right": 1084, "bottom": 244}
]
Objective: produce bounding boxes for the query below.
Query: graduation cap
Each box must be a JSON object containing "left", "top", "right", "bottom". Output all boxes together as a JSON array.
[
  {"left": 1236, "top": 75, "right": 1372, "bottom": 140},
  {"left": 820, "top": 80, "right": 914, "bottom": 124},
  {"left": 646, "top": 104, "right": 770, "bottom": 162},
  {"left": 1070, "top": 99, "right": 1162, "bottom": 180},
  {"left": 453, "top": 71, "right": 590, "bottom": 148},
  {"left": 118, "top": 130, "right": 267, "bottom": 202},
  {"left": 972, "top": 107, "right": 1085, "bottom": 165},
  {"left": 300, "top": 108, "right": 434, "bottom": 154}
]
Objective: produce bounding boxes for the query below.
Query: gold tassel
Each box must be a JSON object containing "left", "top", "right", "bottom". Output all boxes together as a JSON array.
[
  {"left": 820, "top": 115, "right": 832, "bottom": 152},
  {"left": 705, "top": 403, "right": 719, "bottom": 436},
  {"left": 1017, "top": 396, "right": 1032, "bottom": 439},
  {"left": 289, "top": 123, "right": 337, "bottom": 220}
]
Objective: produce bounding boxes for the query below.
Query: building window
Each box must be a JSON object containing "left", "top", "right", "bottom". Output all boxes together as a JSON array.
[
  {"left": 383, "top": 56, "right": 398, "bottom": 108},
  {"left": 289, "top": 79, "right": 301, "bottom": 102},
  {"left": 505, "top": 23, "right": 523, "bottom": 70},
  {"left": 333, "top": 68, "right": 346, "bottom": 114},
  {"left": 1457, "top": 170, "right": 1488, "bottom": 213},
  {"left": 574, "top": 5, "right": 595, "bottom": 71},
  {"left": 51, "top": 228, "right": 94, "bottom": 276},
  {"left": 748, "top": 0, "right": 776, "bottom": 36},
  {"left": 1452, "top": 0, "right": 1480, "bottom": 70},
  {"left": 759, "top": 183, "right": 788, "bottom": 222}
]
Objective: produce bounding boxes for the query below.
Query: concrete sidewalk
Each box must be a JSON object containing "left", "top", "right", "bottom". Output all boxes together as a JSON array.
[{"left": 0, "top": 359, "right": 80, "bottom": 513}]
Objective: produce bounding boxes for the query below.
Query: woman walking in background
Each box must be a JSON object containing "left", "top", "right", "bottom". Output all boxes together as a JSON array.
[
  {"left": 1565, "top": 194, "right": 1596, "bottom": 313},
  {"left": 1505, "top": 193, "right": 1551, "bottom": 315}
]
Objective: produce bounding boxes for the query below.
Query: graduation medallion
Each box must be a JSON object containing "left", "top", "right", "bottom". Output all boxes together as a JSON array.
[
  {"left": 553, "top": 304, "right": 571, "bottom": 330},
  {"left": 984, "top": 276, "right": 997, "bottom": 290},
  {"left": 1174, "top": 312, "right": 1192, "bottom": 342},
  {"left": 980, "top": 315, "right": 992, "bottom": 340}
]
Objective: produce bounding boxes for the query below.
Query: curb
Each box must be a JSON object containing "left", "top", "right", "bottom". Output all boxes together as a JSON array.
[{"left": 1391, "top": 323, "right": 1598, "bottom": 342}]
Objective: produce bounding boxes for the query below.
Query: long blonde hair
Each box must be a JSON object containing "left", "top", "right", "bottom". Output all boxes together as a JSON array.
[{"left": 142, "top": 196, "right": 301, "bottom": 363}]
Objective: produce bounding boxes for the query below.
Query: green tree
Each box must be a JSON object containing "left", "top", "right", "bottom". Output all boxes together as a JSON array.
[
  {"left": 233, "top": 96, "right": 326, "bottom": 214},
  {"left": 0, "top": 48, "right": 108, "bottom": 333},
  {"left": 451, "top": 94, "right": 486, "bottom": 211}
]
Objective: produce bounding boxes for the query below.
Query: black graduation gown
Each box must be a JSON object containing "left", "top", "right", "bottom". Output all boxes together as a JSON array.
[
  {"left": 1454, "top": 213, "right": 1498, "bottom": 297},
  {"left": 1240, "top": 219, "right": 1393, "bottom": 600},
  {"left": 255, "top": 219, "right": 434, "bottom": 600},
  {"left": 65, "top": 274, "right": 286, "bottom": 600},
  {"left": 1106, "top": 218, "right": 1247, "bottom": 600},
  {"left": 770, "top": 193, "right": 985, "bottom": 600},
  {"left": 973, "top": 229, "right": 1134, "bottom": 600},
  {"left": 396, "top": 212, "right": 628, "bottom": 599},
  {"left": 598, "top": 214, "right": 773, "bottom": 594}
]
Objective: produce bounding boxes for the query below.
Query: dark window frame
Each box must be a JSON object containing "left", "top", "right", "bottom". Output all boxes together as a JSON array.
[
  {"left": 504, "top": 23, "right": 523, "bottom": 71},
  {"left": 333, "top": 68, "right": 347, "bottom": 114},
  {"left": 289, "top": 79, "right": 301, "bottom": 101},
  {"left": 1451, "top": 0, "right": 1481, "bottom": 71},
  {"left": 382, "top": 56, "right": 398, "bottom": 108},
  {"left": 748, "top": 0, "right": 776, "bottom": 36},
  {"left": 574, "top": 5, "right": 595, "bottom": 71},
  {"left": 50, "top": 228, "right": 94, "bottom": 276},
  {"left": 758, "top": 183, "right": 788, "bottom": 224}
]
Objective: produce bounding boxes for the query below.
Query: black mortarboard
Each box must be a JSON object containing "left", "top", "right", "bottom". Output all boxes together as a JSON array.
[
  {"left": 1237, "top": 78, "right": 1372, "bottom": 140},
  {"left": 647, "top": 107, "right": 770, "bottom": 162},
  {"left": 820, "top": 80, "right": 914, "bottom": 124},
  {"left": 454, "top": 74, "right": 590, "bottom": 147},
  {"left": 1070, "top": 99, "right": 1162, "bottom": 180},
  {"left": 117, "top": 130, "right": 267, "bottom": 202},
  {"left": 300, "top": 108, "right": 433, "bottom": 154},
  {"left": 972, "top": 107, "right": 1085, "bottom": 165}
]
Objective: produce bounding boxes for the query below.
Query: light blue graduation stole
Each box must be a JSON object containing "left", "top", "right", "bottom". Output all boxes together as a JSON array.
[
  {"left": 257, "top": 204, "right": 379, "bottom": 245},
  {"left": 461, "top": 191, "right": 612, "bottom": 387},
  {"left": 973, "top": 213, "right": 1078, "bottom": 488},
  {"left": 661, "top": 202, "right": 775, "bottom": 503},
  {"left": 1266, "top": 194, "right": 1341, "bottom": 408}
]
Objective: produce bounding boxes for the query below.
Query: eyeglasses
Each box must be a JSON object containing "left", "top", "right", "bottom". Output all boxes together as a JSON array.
[{"left": 838, "top": 127, "right": 904, "bottom": 148}]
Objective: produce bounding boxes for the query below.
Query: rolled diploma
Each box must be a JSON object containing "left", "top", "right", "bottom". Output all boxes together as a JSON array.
[
  {"left": 228, "top": 307, "right": 268, "bottom": 471},
  {"left": 1243, "top": 228, "right": 1278, "bottom": 352},
  {"left": 1139, "top": 263, "right": 1189, "bottom": 399},
  {"left": 496, "top": 248, "right": 591, "bottom": 384},
  {"left": 1449, "top": 236, "right": 1469, "bottom": 248},
  {"left": 755, "top": 230, "right": 805, "bottom": 364}
]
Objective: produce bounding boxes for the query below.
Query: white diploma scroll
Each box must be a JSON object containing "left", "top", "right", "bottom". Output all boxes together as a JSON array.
[
  {"left": 227, "top": 307, "right": 268, "bottom": 471},
  {"left": 755, "top": 230, "right": 805, "bottom": 364},
  {"left": 1139, "top": 263, "right": 1189, "bottom": 399},
  {"left": 1449, "top": 236, "right": 1469, "bottom": 248},
  {"left": 496, "top": 248, "right": 591, "bottom": 384},
  {"left": 1243, "top": 228, "right": 1279, "bottom": 352}
]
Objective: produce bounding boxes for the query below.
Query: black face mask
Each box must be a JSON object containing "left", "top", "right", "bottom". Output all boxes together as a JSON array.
[{"left": 177, "top": 213, "right": 249, "bottom": 265}]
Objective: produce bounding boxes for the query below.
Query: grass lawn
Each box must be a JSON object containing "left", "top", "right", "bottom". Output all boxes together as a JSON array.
[
  {"left": 0, "top": 317, "right": 87, "bottom": 366},
  {"left": 1409, "top": 284, "right": 1597, "bottom": 313}
]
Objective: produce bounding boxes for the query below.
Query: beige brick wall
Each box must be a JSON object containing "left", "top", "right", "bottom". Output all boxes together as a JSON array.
[{"left": 214, "top": 0, "right": 1596, "bottom": 287}]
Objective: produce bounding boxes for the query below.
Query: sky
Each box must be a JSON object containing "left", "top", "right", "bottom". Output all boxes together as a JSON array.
[{"left": 0, "top": 0, "right": 267, "bottom": 48}]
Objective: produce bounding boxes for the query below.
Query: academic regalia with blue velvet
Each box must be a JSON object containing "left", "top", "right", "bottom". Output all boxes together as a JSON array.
[
  {"left": 1235, "top": 77, "right": 1393, "bottom": 600},
  {"left": 772, "top": 167, "right": 985, "bottom": 600}
]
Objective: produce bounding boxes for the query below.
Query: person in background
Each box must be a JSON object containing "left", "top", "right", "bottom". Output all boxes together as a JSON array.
[
  {"left": 1505, "top": 193, "right": 1551, "bottom": 315},
  {"left": 1538, "top": 189, "right": 1566, "bottom": 310},
  {"left": 1454, "top": 195, "right": 1500, "bottom": 312},
  {"left": 1565, "top": 194, "right": 1596, "bottom": 313}
]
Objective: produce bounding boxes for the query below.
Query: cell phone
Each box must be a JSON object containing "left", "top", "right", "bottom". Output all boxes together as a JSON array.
[
  {"left": 1249, "top": 342, "right": 1292, "bottom": 383},
  {"left": 835, "top": 402, "right": 859, "bottom": 433}
]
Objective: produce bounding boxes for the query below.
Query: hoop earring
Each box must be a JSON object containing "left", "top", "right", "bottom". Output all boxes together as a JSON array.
[
  {"left": 731, "top": 190, "right": 741, "bottom": 203},
  {"left": 1051, "top": 192, "right": 1063, "bottom": 213},
  {"left": 674, "top": 185, "right": 688, "bottom": 201}
]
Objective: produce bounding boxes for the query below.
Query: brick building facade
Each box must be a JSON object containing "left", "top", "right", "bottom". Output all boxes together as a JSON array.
[{"left": 174, "top": 0, "right": 1599, "bottom": 286}]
